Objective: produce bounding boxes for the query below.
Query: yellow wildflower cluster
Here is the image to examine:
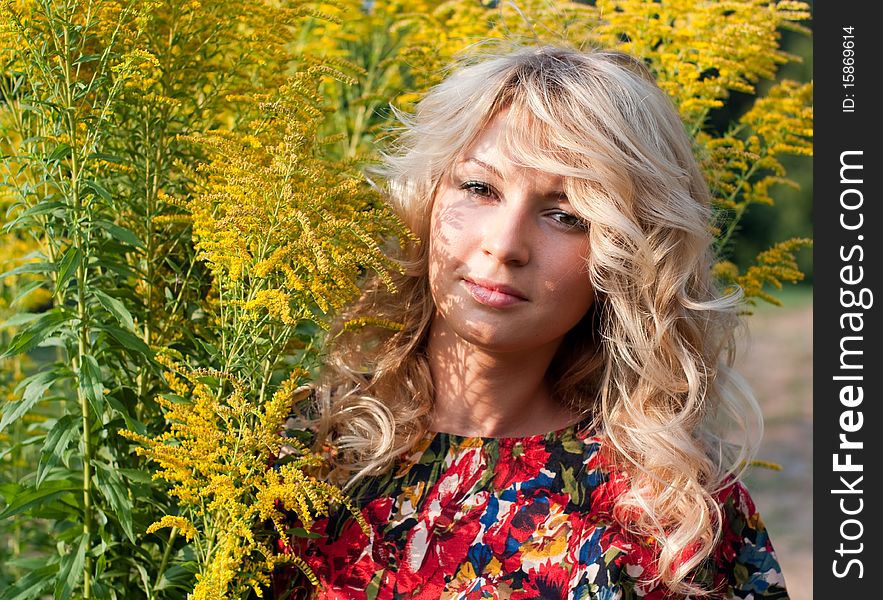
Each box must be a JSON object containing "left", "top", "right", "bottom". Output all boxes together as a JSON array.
[
  {"left": 243, "top": 289, "right": 300, "bottom": 326},
  {"left": 101, "top": 0, "right": 311, "bottom": 105},
  {"left": 742, "top": 79, "right": 814, "bottom": 158},
  {"left": 342, "top": 316, "right": 406, "bottom": 333},
  {"left": 713, "top": 237, "right": 812, "bottom": 307},
  {"left": 186, "top": 73, "right": 411, "bottom": 326},
  {"left": 123, "top": 365, "right": 366, "bottom": 598},
  {"left": 701, "top": 78, "right": 812, "bottom": 213},
  {"left": 591, "top": 0, "right": 810, "bottom": 128},
  {"left": 146, "top": 515, "right": 198, "bottom": 541},
  {"left": 296, "top": 0, "right": 597, "bottom": 160}
]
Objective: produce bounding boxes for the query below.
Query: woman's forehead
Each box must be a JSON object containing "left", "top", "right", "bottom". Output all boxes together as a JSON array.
[{"left": 457, "top": 109, "right": 572, "bottom": 177}]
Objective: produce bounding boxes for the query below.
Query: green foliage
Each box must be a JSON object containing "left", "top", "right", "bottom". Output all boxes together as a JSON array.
[{"left": 0, "top": 1, "right": 813, "bottom": 598}]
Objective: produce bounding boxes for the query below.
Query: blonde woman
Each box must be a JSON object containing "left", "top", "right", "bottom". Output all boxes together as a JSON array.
[{"left": 276, "top": 45, "right": 788, "bottom": 599}]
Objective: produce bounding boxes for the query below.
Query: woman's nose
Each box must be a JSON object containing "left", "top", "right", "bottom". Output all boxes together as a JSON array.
[{"left": 481, "top": 205, "right": 531, "bottom": 266}]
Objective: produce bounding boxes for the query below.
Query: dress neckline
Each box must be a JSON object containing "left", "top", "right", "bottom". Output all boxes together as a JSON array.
[{"left": 427, "top": 413, "right": 596, "bottom": 445}]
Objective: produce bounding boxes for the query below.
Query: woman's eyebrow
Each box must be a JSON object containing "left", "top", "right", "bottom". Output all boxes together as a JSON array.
[
  {"left": 546, "top": 191, "right": 570, "bottom": 202},
  {"left": 463, "top": 157, "right": 504, "bottom": 179},
  {"left": 463, "top": 156, "right": 568, "bottom": 200}
]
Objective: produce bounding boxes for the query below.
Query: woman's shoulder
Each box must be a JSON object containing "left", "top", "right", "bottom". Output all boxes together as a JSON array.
[{"left": 704, "top": 478, "right": 789, "bottom": 597}]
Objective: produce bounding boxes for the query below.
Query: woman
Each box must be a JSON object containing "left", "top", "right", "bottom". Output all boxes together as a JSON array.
[{"left": 278, "top": 45, "right": 788, "bottom": 599}]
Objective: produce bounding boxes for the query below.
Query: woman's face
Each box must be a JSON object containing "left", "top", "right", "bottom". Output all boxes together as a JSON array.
[{"left": 427, "top": 111, "right": 595, "bottom": 354}]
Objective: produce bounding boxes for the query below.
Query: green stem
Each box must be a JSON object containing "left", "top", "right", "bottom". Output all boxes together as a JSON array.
[
  {"left": 8, "top": 358, "right": 24, "bottom": 580},
  {"left": 257, "top": 356, "right": 273, "bottom": 406},
  {"left": 75, "top": 265, "right": 93, "bottom": 600},
  {"left": 61, "top": 4, "right": 92, "bottom": 596},
  {"left": 716, "top": 158, "right": 763, "bottom": 252},
  {"left": 156, "top": 252, "right": 197, "bottom": 342},
  {"left": 136, "top": 113, "right": 163, "bottom": 415},
  {"left": 345, "top": 31, "right": 386, "bottom": 160},
  {"left": 152, "top": 526, "right": 178, "bottom": 596}
]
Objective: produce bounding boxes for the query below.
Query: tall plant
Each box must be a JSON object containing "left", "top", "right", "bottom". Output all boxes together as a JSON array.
[
  {"left": 0, "top": 3, "right": 153, "bottom": 598},
  {"left": 0, "top": 0, "right": 401, "bottom": 598},
  {"left": 125, "top": 69, "right": 409, "bottom": 597},
  {"left": 1, "top": 1, "right": 813, "bottom": 599}
]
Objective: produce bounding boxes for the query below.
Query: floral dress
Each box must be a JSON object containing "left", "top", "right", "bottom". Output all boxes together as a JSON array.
[{"left": 278, "top": 419, "right": 788, "bottom": 599}]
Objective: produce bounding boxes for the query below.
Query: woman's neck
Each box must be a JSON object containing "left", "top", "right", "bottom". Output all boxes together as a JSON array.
[{"left": 426, "top": 317, "right": 579, "bottom": 438}]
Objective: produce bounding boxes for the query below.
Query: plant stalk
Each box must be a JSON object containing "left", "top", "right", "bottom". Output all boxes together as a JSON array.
[
  {"left": 152, "top": 526, "right": 178, "bottom": 596},
  {"left": 61, "top": 3, "right": 93, "bottom": 595}
]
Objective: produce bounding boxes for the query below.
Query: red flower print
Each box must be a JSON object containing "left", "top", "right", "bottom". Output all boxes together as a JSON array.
[
  {"left": 277, "top": 431, "right": 788, "bottom": 600},
  {"left": 493, "top": 438, "right": 551, "bottom": 489},
  {"left": 511, "top": 561, "right": 571, "bottom": 600},
  {"left": 294, "top": 520, "right": 378, "bottom": 597},
  {"left": 394, "top": 448, "right": 489, "bottom": 596},
  {"left": 714, "top": 480, "right": 759, "bottom": 565}
]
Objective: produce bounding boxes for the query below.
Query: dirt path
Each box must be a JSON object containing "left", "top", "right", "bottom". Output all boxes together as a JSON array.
[{"left": 735, "top": 300, "right": 813, "bottom": 600}]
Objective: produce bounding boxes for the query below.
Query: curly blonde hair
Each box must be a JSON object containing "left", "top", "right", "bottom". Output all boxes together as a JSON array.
[{"left": 308, "top": 43, "right": 762, "bottom": 595}]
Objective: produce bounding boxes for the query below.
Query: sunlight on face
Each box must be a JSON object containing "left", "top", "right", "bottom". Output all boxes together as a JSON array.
[{"left": 427, "top": 110, "right": 595, "bottom": 355}]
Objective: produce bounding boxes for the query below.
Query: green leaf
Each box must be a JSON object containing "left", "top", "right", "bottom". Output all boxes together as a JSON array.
[
  {"left": 93, "top": 219, "right": 145, "bottom": 249},
  {"left": 83, "top": 179, "right": 112, "bottom": 203},
  {"left": 89, "top": 581, "right": 112, "bottom": 600},
  {"left": 0, "top": 563, "right": 57, "bottom": 600},
  {"left": 0, "top": 370, "right": 59, "bottom": 433},
  {"left": 99, "top": 324, "right": 152, "bottom": 357},
  {"left": 9, "top": 280, "right": 47, "bottom": 308},
  {"left": 1, "top": 309, "right": 70, "bottom": 359},
  {"left": 105, "top": 394, "right": 142, "bottom": 433},
  {"left": 196, "top": 338, "right": 220, "bottom": 357},
  {"left": 3, "top": 195, "right": 24, "bottom": 218},
  {"left": 73, "top": 54, "right": 102, "bottom": 65},
  {"left": 158, "top": 392, "right": 189, "bottom": 405},
  {"left": 3, "top": 200, "right": 66, "bottom": 230},
  {"left": 47, "top": 142, "right": 71, "bottom": 163},
  {"left": 0, "top": 482, "right": 22, "bottom": 505},
  {"left": 3, "top": 556, "right": 55, "bottom": 570},
  {"left": 78, "top": 354, "right": 105, "bottom": 412},
  {"left": 0, "top": 479, "right": 80, "bottom": 520},
  {"left": 37, "top": 415, "right": 79, "bottom": 488},
  {"left": 95, "top": 548, "right": 106, "bottom": 576},
  {"left": 58, "top": 523, "right": 86, "bottom": 544},
  {"left": 93, "top": 256, "right": 137, "bottom": 280},
  {"left": 288, "top": 526, "right": 323, "bottom": 539},
  {"left": 20, "top": 200, "right": 66, "bottom": 217},
  {"left": 86, "top": 152, "right": 124, "bottom": 164},
  {"left": 55, "top": 533, "right": 88, "bottom": 600},
  {"left": 117, "top": 468, "right": 154, "bottom": 485},
  {"left": 92, "top": 289, "right": 135, "bottom": 331},
  {"left": 0, "top": 261, "right": 56, "bottom": 279},
  {"left": 0, "top": 312, "right": 42, "bottom": 329},
  {"left": 95, "top": 463, "right": 135, "bottom": 543},
  {"left": 153, "top": 563, "right": 198, "bottom": 591},
  {"left": 132, "top": 562, "right": 151, "bottom": 596},
  {"left": 55, "top": 246, "right": 83, "bottom": 296}
]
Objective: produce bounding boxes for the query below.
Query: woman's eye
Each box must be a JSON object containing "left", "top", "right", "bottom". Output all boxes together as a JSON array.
[
  {"left": 460, "top": 181, "right": 495, "bottom": 198},
  {"left": 550, "top": 211, "right": 589, "bottom": 231}
]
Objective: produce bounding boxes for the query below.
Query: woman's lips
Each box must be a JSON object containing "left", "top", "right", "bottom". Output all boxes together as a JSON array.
[{"left": 462, "top": 278, "right": 528, "bottom": 308}]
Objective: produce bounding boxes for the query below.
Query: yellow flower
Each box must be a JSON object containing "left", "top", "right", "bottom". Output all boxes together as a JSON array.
[
  {"left": 147, "top": 515, "right": 199, "bottom": 541},
  {"left": 125, "top": 360, "right": 365, "bottom": 599},
  {"left": 243, "top": 289, "right": 298, "bottom": 325}
]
